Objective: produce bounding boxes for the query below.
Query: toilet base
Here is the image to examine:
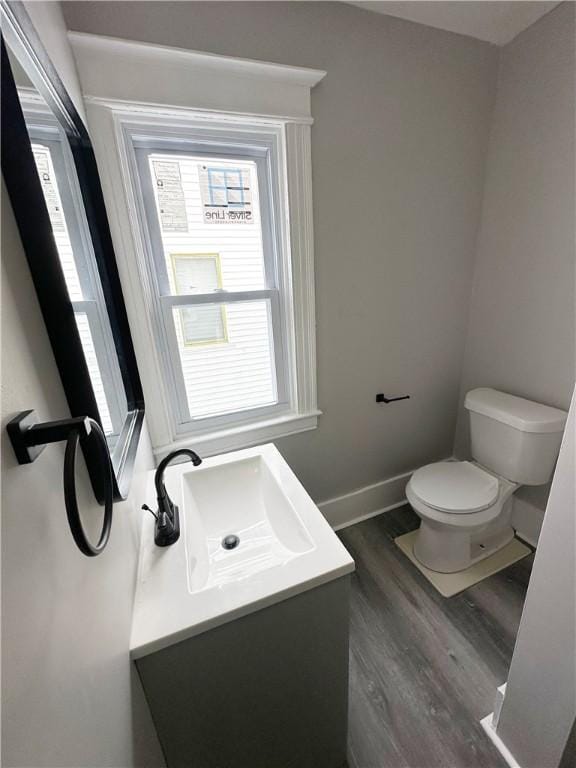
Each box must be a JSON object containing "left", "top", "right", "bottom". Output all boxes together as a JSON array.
[
  {"left": 413, "top": 515, "right": 515, "bottom": 574},
  {"left": 396, "top": 530, "right": 531, "bottom": 597}
]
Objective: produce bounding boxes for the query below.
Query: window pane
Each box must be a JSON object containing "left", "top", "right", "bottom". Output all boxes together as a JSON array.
[
  {"left": 31, "top": 140, "right": 120, "bottom": 437},
  {"left": 149, "top": 154, "right": 267, "bottom": 293},
  {"left": 172, "top": 300, "right": 277, "bottom": 419},
  {"left": 171, "top": 253, "right": 222, "bottom": 295},
  {"left": 178, "top": 304, "right": 227, "bottom": 346},
  {"left": 74, "top": 312, "right": 114, "bottom": 435},
  {"left": 31, "top": 143, "right": 83, "bottom": 300}
]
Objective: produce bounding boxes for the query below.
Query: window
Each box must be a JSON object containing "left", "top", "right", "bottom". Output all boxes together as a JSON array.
[
  {"left": 129, "top": 126, "right": 293, "bottom": 435},
  {"left": 23, "top": 98, "right": 126, "bottom": 442},
  {"left": 50, "top": 35, "right": 324, "bottom": 456},
  {"left": 107, "top": 109, "right": 319, "bottom": 456}
]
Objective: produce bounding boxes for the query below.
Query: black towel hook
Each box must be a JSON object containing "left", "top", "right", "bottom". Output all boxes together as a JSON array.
[{"left": 7, "top": 410, "right": 114, "bottom": 557}]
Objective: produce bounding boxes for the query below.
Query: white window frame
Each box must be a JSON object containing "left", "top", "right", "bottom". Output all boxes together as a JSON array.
[
  {"left": 126, "top": 120, "right": 296, "bottom": 436},
  {"left": 111, "top": 110, "right": 320, "bottom": 457},
  {"left": 71, "top": 34, "right": 325, "bottom": 458}
]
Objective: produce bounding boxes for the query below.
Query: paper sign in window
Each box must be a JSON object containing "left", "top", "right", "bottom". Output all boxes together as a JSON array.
[
  {"left": 199, "top": 165, "right": 253, "bottom": 224},
  {"left": 152, "top": 160, "right": 188, "bottom": 232},
  {"left": 32, "top": 145, "right": 65, "bottom": 232}
]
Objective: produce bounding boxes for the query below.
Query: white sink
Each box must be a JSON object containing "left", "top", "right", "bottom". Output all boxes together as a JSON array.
[
  {"left": 183, "top": 455, "right": 315, "bottom": 592},
  {"left": 131, "top": 444, "right": 354, "bottom": 659}
]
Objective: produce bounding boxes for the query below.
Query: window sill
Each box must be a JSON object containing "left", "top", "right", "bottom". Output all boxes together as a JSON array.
[{"left": 153, "top": 410, "right": 321, "bottom": 462}]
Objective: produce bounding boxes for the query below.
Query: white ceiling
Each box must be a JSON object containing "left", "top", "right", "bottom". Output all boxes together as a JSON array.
[{"left": 347, "top": 1, "right": 561, "bottom": 45}]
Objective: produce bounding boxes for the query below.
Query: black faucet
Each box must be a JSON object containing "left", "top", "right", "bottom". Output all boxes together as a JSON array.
[{"left": 144, "top": 449, "right": 202, "bottom": 547}]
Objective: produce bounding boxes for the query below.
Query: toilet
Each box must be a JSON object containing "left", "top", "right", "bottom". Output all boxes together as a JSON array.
[{"left": 406, "top": 388, "right": 567, "bottom": 573}]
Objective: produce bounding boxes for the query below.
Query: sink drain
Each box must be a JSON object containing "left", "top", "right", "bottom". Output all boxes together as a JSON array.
[{"left": 222, "top": 534, "right": 240, "bottom": 550}]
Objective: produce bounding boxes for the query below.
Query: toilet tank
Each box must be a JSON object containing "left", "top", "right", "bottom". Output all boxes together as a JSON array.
[{"left": 465, "top": 388, "right": 568, "bottom": 485}]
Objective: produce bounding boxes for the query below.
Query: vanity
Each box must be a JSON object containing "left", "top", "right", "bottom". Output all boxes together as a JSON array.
[{"left": 131, "top": 444, "right": 354, "bottom": 768}]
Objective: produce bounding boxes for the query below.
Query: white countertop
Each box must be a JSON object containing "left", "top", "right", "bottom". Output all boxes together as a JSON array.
[{"left": 130, "top": 444, "right": 355, "bottom": 659}]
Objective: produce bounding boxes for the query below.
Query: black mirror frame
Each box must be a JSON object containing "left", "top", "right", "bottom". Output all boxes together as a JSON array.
[{"left": 1, "top": 3, "right": 145, "bottom": 502}]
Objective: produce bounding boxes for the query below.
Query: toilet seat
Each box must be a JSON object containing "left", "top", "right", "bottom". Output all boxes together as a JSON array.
[{"left": 409, "top": 461, "right": 499, "bottom": 514}]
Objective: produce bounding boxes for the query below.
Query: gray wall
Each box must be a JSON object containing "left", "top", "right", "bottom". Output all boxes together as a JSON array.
[
  {"left": 1, "top": 186, "right": 164, "bottom": 768},
  {"left": 454, "top": 2, "right": 575, "bottom": 541},
  {"left": 2, "top": 2, "right": 573, "bottom": 765},
  {"left": 63, "top": 0, "right": 499, "bottom": 502},
  {"left": 1, "top": 3, "right": 164, "bottom": 766},
  {"left": 22, "top": 0, "right": 87, "bottom": 124}
]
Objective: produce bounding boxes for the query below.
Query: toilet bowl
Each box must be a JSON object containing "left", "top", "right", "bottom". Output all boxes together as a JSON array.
[
  {"left": 406, "top": 461, "right": 517, "bottom": 573},
  {"left": 406, "top": 388, "right": 567, "bottom": 574}
]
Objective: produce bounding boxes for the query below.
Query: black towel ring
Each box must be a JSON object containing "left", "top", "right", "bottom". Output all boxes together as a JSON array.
[
  {"left": 6, "top": 410, "right": 115, "bottom": 557},
  {"left": 64, "top": 418, "right": 113, "bottom": 557}
]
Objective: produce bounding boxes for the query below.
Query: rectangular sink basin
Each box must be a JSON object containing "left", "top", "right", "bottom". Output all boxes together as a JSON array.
[
  {"left": 131, "top": 444, "right": 354, "bottom": 658},
  {"left": 182, "top": 455, "right": 315, "bottom": 592}
]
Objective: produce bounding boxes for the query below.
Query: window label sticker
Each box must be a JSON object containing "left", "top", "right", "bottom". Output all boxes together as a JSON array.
[
  {"left": 199, "top": 165, "right": 253, "bottom": 223},
  {"left": 32, "top": 146, "right": 65, "bottom": 232},
  {"left": 151, "top": 160, "right": 188, "bottom": 232}
]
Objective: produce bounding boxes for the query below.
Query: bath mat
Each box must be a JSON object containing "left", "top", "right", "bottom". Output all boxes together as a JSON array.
[{"left": 394, "top": 529, "right": 531, "bottom": 598}]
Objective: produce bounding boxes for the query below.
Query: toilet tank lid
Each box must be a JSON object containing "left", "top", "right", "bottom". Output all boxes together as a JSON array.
[{"left": 464, "top": 388, "right": 568, "bottom": 433}]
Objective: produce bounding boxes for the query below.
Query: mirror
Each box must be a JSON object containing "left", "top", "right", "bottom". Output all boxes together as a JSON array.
[
  {"left": 1, "top": 2, "right": 144, "bottom": 500},
  {"left": 8, "top": 50, "right": 129, "bottom": 449}
]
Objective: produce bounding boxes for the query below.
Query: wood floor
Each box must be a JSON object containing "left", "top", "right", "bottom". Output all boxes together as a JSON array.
[{"left": 338, "top": 505, "right": 533, "bottom": 768}]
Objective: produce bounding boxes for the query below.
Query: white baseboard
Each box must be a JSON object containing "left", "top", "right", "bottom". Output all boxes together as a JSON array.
[
  {"left": 318, "top": 469, "right": 413, "bottom": 530},
  {"left": 493, "top": 683, "right": 507, "bottom": 728},
  {"left": 481, "top": 713, "right": 522, "bottom": 768},
  {"left": 331, "top": 500, "right": 409, "bottom": 532}
]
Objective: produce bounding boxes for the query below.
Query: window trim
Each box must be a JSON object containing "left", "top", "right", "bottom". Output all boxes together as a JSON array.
[{"left": 87, "top": 103, "right": 320, "bottom": 458}]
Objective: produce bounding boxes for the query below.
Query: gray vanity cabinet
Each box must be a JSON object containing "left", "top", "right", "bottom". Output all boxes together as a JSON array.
[{"left": 136, "top": 576, "right": 351, "bottom": 768}]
